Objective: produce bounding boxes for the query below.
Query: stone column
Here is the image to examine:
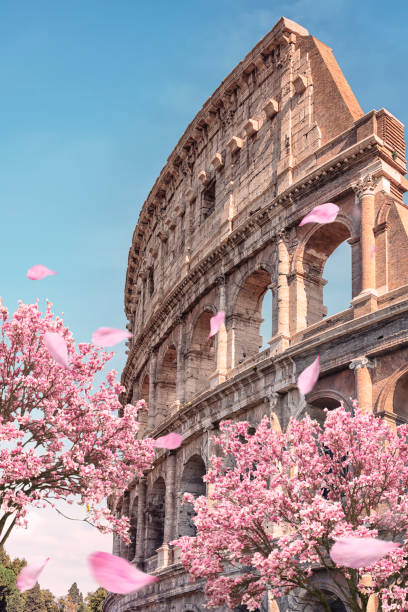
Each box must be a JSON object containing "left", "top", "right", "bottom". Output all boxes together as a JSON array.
[
  {"left": 269, "top": 234, "right": 290, "bottom": 355},
  {"left": 157, "top": 451, "right": 177, "bottom": 568},
  {"left": 349, "top": 356, "right": 376, "bottom": 412},
  {"left": 351, "top": 175, "right": 378, "bottom": 316},
  {"left": 147, "top": 351, "right": 158, "bottom": 431},
  {"left": 134, "top": 480, "right": 147, "bottom": 567}
]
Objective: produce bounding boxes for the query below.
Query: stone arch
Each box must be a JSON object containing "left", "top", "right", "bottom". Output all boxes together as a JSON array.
[
  {"left": 145, "top": 477, "right": 166, "bottom": 559},
  {"left": 231, "top": 267, "right": 273, "bottom": 366},
  {"left": 178, "top": 454, "right": 207, "bottom": 537},
  {"left": 139, "top": 372, "right": 149, "bottom": 403},
  {"left": 376, "top": 364, "right": 408, "bottom": 422},
  {"left": 186, "top": 308, "right": 217, "bottom": 399},
  {"left": 136, "top": 372, "right": 149, "bottom": 438},
  {"left": 287, "top": 570, "right": 351, "bottom": 611},
  {"left": 128, "top": 496, "right": 138, "bottom": 562},
  {"left": 291, "top": 220, "right": 352, "bottom": 331},
  {"left": 156, "top": 344, "right": 178, "bottom": 423},
  {"left": 305, "top": 390, "right": 352, "bottom": 426}
]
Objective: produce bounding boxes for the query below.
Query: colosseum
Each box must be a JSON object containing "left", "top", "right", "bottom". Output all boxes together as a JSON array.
[{"left": 103, "top": 16, "right": 408, "bottom": 612}]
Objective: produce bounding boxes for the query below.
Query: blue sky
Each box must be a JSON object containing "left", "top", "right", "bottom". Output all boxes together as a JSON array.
[{"left": 2, "top": 0, "right": 407, "bottom": 597}]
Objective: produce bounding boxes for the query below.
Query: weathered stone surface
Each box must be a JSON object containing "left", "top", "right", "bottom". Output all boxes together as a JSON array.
[{"left": 104, "top": 15, "right": 408, "bottom": 612}]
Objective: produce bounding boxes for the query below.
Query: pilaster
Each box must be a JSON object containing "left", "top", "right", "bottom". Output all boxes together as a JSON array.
[{"left": 269, "top": 234, "right": 290, "bottom": 355}]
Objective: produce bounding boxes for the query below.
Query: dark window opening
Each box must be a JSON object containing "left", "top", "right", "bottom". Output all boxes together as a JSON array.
[
  {"left": 149, "top": 267, "right": 154, "bottom": 296},
  {"left": 202, "top": 180, "right": 216, "bottom": 221}
]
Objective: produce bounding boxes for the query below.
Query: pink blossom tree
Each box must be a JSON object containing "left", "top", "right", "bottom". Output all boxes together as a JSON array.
[
  {"left": 172, "top": 406, "right": 408, "bottom": 611},
  {"left": 0, "top": 300, "right": 155, "bottom": 547}
]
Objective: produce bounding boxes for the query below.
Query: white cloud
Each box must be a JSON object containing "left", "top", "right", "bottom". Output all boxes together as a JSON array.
[{"left": 5, "top": 502, "right": 112, "bottom": 598}]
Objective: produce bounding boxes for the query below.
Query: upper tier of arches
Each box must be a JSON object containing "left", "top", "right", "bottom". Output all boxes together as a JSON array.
[{"left": 124, "top": 17, "right": 387, "bottom": 324}]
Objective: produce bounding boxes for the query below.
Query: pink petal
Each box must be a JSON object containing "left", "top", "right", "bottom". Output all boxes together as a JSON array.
[
  {"left": 155, "top": 432, "right": 183, "bottom": 450},
  {"left": 88, "top": 552, "right": 157, "bottom": 594},
  {"left": 43, "top": 332, "right": 70, "bottom": 370},
  {"left": 299, "top": 203, "right": 339, "bottom": 226},
  {"left": 330, "top": 536, "right": 400, "bottom": 569},
  {"left": 27, "top": 265, "right": 57, "bottom": 280},
  {"left": 16, "top": 558, "right": 50, "bottom": 593},
  {"left": 297, "top": 355, "right": 320, "bottom": 395},
  {"left": 208, "top": 311, "right": 225, "bottom": 339},
  {"left": 92, "top": 327, "right": 133, "bottom": 347}
]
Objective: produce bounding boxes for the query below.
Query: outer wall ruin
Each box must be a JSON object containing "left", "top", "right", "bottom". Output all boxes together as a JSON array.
[{"left": 103, "top": 16, "right": 408, "bottom": 612}]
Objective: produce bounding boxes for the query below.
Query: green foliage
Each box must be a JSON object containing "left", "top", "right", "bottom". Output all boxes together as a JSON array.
[
  {"left": 23, "top": 582, "right": 43, "bottom": 612},
  {"left": 84, "top": 587, "right": 107, "bottom": 612},
  {"left": 0, "top": 565, "right": 19, "bottom": 611},
  {"left": 68, "top": 582, "right": 83, "bottom": 606},
  {"left": 41, "top": 589, "right": 59, "bottom": 612},
  {"left": 0, "top": 548, "right": 59, "bottom": 612}
]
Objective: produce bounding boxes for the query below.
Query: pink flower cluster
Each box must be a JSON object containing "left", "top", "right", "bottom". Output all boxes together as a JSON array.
[
  {"left": 0, "top": 300, "right": 155, "bottom": 546},
  {"left": 172, "top": 406, "right": 408, "bottom": 611}
]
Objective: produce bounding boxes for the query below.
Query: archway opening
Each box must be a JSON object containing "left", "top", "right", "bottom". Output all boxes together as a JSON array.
[
  {"left": 393, "top": 372, "right": 408, "bottom": 421},
  {"left": 145, "top": 477, "right": 166, "bottom": 558},
  {"left": 119, "top": 491, "right": 130, "bottom": 559},
  {"left": 179, "top": 455, "right": 206, "bottom": 537},
  {"left": 259, "top": 288, "right": 273, "bottom": 351},
  {"left": 128, "top": 497, "right": 138, "bottom": 562},
  {"left": 156, "top": 346, "right": 177, "bottom": 423},
  {"left": 136, "top": 374, "right": 149, "bottom": 438},
  {"left": 323, "top": 240, "right": 352, "bottom": 317},
  {"left": 186, "top": 311, "right": 216, "bottom": 398},
  {"left": 302, "top": 222, "right": 351, "bottom": 327},
  {"left": 234, "top": 269, "right": 272, "bottom": 365},
  {"left": 305, "top": 396, "right": 341, "bottom": 428}
]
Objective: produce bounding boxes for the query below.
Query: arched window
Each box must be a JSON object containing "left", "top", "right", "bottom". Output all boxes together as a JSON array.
[
  {"left": 186, "top": 311, "right": 216, "bottom": 398},
  {"left": 323, "top": 240, "right": 352, "bottom": 317},
  {"left": 156, "top": 346, "right": 177, "bottom": 423},
  {"left": 179, "top": 455, "right": 206, "bottom": 537},
  {"left": 145, "top": 478, "right": 166, "bottom": 558},
  {"left": 393, "top": 372, "right": 408, "bottom": 421},
  {"left": 259, "top": 287, "right": 273, "bottom": 351},
  {"left": 301, "top": 222, "right": 351, "bottom": 327},
  {"left": 233, "top": 269, "right": 272, "bottom": 365},
  {"left": 128, "top": 497, "right": 138, "bottom": 562},
  {"left": 305, "top": 396, "right": 342, "bottom": 428}
]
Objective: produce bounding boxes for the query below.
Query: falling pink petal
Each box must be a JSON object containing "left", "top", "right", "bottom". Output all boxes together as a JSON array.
[
  {"left": 27, "top": 265, "right": 57, "bottom": 280},
  {"left": 155, "top": 432, "right": 183, "bottom": 450},
  {"left": 330, "top": 536, "right": 400, "bottom": 569},
  {"left": 370, "top": 246, "right": 376, "bottom": 258},
  {"left": 208, "top": 311, "right": 225, "bottom": 339},
  {"left": 297, "top": 355, "right": 320, "bottom": 395},
  {"left": 92, "top": 327, "right": 132, "bottom": 347},
  {"left": 299, "top": 203, "right": 339, "bottom": 226},
  {"left": 43, "top": 332, "right": 70, "bottom": 370},
  {"left": 16, "top": 558, "right": 50, "bottom": 593},
  {"left": 88, "top": 552, "right": 157, "bottom": 594}
]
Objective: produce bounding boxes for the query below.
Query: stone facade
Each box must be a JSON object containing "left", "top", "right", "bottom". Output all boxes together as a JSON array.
[{"left": 103, "top": 16, "right": 408, "bottom": 612}]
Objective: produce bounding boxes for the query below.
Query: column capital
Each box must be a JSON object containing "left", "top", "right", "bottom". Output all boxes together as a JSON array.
[
  {"left": 353, "top": 174, "right": 378, "bottom": 199},
  {"left": 349, "top": 356, "right": 376, "bottom": 370}
]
